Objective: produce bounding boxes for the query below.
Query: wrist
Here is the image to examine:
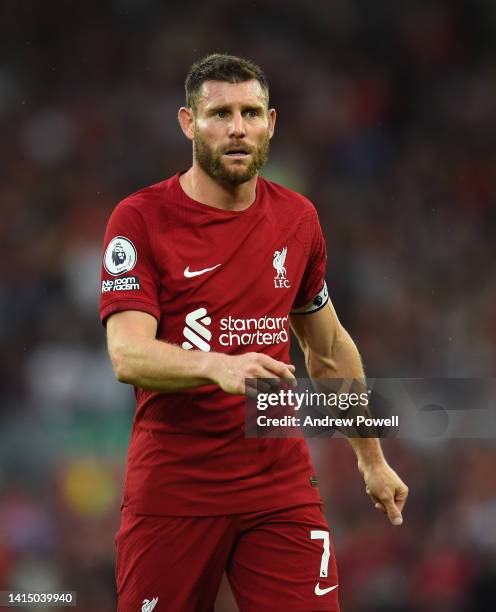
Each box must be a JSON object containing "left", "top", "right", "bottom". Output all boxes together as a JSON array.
[
  {"left": 358, "top": 456, "right": 388, "bottom": 476},
  {"left": 199, "top": 351, "right": 226, "bottom": 384},
  {"left": 350, "top": 439, "right": 386, "bottom": 473}
]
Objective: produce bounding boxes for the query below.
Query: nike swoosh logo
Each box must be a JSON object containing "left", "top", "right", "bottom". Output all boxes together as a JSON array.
[
  {"left": 184, "top": 264, "right": 222, "bottom": 278},
  {"left": 314, "top": 583, "right": 338, "bottom": 596}
]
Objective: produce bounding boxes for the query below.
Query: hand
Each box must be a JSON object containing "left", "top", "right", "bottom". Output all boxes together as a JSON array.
[
  {"left": 208, "top": 352, "right": 296, "bottom": 396},
  {"left": 360, "top": 461, "right": 409, "bottom": 526}
]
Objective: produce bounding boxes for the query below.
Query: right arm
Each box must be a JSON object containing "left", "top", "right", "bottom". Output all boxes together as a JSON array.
[{"left": 106, "top": 310, "right": 295, "bottom": 394}]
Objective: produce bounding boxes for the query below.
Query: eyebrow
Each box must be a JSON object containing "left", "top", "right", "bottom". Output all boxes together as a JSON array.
[{"left": 206, "top": 103, "right": 266, "bottom": 113}]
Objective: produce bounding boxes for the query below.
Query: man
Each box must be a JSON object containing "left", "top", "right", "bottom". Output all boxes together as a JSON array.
[{"left": 100, "top": 53, "right": 408, "bottom": 612}]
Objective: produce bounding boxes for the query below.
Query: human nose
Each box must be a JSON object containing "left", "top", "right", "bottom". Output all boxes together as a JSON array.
[{"left": 228, "top": 111, "right": 246, "bottom": 138}]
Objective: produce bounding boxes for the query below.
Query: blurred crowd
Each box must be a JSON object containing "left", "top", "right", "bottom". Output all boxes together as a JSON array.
[{"left": 1, "top": 0, "right": 495, "bottom": 610}]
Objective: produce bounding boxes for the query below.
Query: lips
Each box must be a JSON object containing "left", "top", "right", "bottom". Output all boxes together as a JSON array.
[{"left": 224, "top": 147, "right": 251, "bottom": 156}]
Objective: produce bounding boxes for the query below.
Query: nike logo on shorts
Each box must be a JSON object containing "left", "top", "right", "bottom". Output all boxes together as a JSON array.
[{"left": 314, "top": 583, "right": 338, "bottom": 596}]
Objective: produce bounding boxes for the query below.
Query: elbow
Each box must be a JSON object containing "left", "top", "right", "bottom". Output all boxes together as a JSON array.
[
  {"left": 109, "top": 344, "right": 135, "bottom": 385},
  {"left": 115, "top": 365, "right": 134, "bottom": 385}
]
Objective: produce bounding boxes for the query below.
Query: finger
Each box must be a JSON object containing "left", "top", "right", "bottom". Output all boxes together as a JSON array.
[
  {"left": 246, "top": 373, "right": 273, "bottom": 394},
  {"left": 246, "top": 378, "right": 271, "bottom": 394},
  {"left": 366, "top": 487, "right": 383, "bottom": 510},
  {"left": 245, "top": 384, "right": 258, "bottom": 399},
  {"left": 281, "top": 376, "right": 298, "bottom": 390},
  {"left": 368, "top": 491, "right": 386, "bottom": 513},
  {"left": 260, "top": 358, "right": 297, "bottom": 388},
  {"left": 259, "top": 355, "right": 297, "bottom": 380},
  {"left": 257, "top": 373, "right": 283, "bottom": 390},
  {"left": 381, "top": 495, "right": 403, "bottom": 526},
  {"left": 394, "top": 486, "right": 409, "bottom": 514},
  {"left": 255, "top": 363, "right": 291, "bottom": 383},
  {"left": 366, "top": 487, "right": 379, "bottom": 503}
]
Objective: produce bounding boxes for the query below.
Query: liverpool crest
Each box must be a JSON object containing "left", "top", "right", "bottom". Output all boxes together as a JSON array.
[{"left": 273, "top": 246, "right": 291, "bottom": 288}]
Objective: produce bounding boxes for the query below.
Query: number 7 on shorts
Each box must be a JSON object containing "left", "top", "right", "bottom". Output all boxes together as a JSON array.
[{"left": 311, "top": 530, "right": 330, "bottom": 578}]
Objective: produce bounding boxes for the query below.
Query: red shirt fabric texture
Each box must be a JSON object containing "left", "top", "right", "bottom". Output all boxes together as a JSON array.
[{"left": 100, "top": 173, "right": 327, "bottom": 516}]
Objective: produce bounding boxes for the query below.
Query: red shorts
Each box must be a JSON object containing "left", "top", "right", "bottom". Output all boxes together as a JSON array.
[{"left": 115, "top": 504, "right": 339, "bottom": 611}]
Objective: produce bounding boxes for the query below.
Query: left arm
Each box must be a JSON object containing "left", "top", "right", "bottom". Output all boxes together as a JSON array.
[{"left": 290, "top": 300, "right": 409, "bottom": 526}]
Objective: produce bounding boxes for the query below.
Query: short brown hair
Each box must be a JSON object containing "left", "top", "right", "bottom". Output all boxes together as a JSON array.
[{"left": 185, "top": 53, "right": 269, "bottom": 111}]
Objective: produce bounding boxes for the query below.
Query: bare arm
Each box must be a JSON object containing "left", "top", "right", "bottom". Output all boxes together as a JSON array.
[
  {"left": 106, "top": 310, "right": 296, "bottom": 395},
  {"left": 291, "top": 300, "right": 364, "bottom": 379},
  {"left": 290, "top": 301, "right": 409, "bottom": 525}
]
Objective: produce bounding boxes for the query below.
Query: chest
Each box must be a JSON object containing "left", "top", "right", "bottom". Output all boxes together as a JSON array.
[{"left": 156, "top": 212, "right": 307, "bottom": 316}]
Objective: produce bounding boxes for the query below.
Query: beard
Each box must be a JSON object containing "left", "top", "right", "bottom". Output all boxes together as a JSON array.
[{"left": 193, "top": 131, "right": 270, "bottom": 186}]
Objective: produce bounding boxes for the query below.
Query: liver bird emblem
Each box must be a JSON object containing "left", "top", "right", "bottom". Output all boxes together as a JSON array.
[
  {"left": 273, "top": 247, "right": 288, "bottom": 279},
  {"left": 142, "top": 597, "right": 158, "bottom": 612}
]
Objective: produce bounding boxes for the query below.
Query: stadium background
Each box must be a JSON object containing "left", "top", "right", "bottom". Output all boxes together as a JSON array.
[{"left": 1, "top": 1, "right": 495, "bottom": 610}]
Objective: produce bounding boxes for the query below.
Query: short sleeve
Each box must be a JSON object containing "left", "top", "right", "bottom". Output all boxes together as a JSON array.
[
  {"left": 291, "top": 205, "right": 328, "bottom": 313},
  {"left": 99, "top": 200, "right": 161, "bottom": 326}
]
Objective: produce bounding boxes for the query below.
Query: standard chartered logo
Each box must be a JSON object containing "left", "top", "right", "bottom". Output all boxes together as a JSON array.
[
  {"left": 182, "top": 307, "right": 212, "bottom": 352},
  {"left": 219, "top": 315, "right": 289, "bottom": 347},
  {"left": 181, "top": 309, "right": 289, "bottom": 350}
]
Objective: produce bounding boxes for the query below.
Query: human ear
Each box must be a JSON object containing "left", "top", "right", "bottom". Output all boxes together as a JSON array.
[
  {"left": 268, "top": 108, "right": 276, "bottom": 139},
  {"left": 178, "top": 107, "right": 195, "bottom": 141}
]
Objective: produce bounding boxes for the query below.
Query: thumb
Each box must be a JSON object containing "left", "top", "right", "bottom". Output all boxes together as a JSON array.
[{"left": 382, "top": 496, "right": 403, "bottom": 526}]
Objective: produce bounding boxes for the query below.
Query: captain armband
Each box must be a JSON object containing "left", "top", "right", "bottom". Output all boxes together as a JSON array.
[{"left": 290, "top": 281, "right": 329, "bottom": 315}]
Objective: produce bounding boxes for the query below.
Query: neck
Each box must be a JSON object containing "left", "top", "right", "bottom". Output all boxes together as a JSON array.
[{"left": 179, "top": 161, "right": 257, "bottom": 211}]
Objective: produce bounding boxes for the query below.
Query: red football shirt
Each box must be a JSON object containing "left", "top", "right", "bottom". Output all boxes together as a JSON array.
[{"left": 100, "top": 173, "right": 328, "bottom": 516}]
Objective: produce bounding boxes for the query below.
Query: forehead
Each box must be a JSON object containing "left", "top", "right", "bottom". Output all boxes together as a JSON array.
[{"left": 196, "top": 79, "right": 267, "bottom": 110}]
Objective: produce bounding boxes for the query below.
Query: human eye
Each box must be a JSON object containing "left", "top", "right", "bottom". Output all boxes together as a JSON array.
[
  {"left": 244, "top": 109, "right": 259, "bottom": 118},
  {"left": 215, "top": 109, "right": 229, "bottom": 119}
]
